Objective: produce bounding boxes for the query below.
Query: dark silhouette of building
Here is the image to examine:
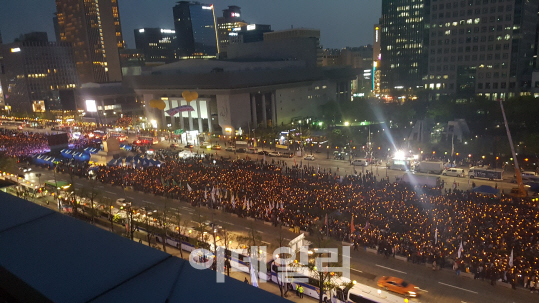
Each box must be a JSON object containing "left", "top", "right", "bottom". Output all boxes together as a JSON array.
[
  {"left": 173, "top": 1, "right": 219, "bottom": 58},
  {"left": 134, "top": 28, "right": 176, "bottom": 63}
]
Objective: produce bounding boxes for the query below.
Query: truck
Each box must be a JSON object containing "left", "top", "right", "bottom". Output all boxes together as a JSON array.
[
  {"left": 415, "top": 161, "right": 444, "bottom": 174},
  {"left": 400, "top": 173, "right": 441, "bottom": 188}
]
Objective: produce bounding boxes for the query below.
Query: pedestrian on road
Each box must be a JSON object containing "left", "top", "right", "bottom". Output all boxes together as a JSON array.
[
  {"left": 244, "top": 277, "right": 249, "bottom": 284},
  {"left": 296, "top": 284, "right": 299, "bottom": 296},
  {"left": 299, "top": 285, "right": 304, "bottom": 298}
]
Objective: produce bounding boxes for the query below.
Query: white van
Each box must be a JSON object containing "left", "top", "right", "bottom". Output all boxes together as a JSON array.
[
  {"left": 351, "top": 159, "right": 368, "bottom": 166},
  {"left": 442, "top": 168, "right": 465, "bottom": 177}
]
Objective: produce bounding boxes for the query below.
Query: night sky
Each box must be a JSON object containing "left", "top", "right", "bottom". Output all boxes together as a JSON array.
[{"left": 0, "top": 0, "right": 381, "bottom": 49}]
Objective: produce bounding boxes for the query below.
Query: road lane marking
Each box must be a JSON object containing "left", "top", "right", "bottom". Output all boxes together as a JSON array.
[
  {"left": 375, "top": 264, "right": 407, "bottom": 274},
  {"left": 261, "top": 241, "right": 271, "bottom": 244},
  {"left": 143, "top": 200, "right": 155, "bottom": 205},
  {"left": 438, "top": 282, "right": 478, "bottom": 294},
  {"left": 417, "top": 288, "right": 428, "bottom": 293},
  {"left": 350, "top": 268, "right": 363, "bottom": 273},
  {"left": 104, "top": 191, "right": 115, "bottom": 194}
]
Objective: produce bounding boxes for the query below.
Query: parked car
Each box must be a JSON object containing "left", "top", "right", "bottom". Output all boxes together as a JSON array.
[
  {"left": 442, "top": 167, "right": 465, "bottom": 177},
  {"left": 377, "top": 276, "right": 419, "bottom": 297},
  {"left": 351, "top": 159, "right": 368, "bottom": 166},
  {"left": 304, "top": 155, "right": 315, "bottom": 161}
]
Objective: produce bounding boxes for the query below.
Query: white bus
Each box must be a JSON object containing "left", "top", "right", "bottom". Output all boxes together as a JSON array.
[
  {"left": 267, "top": 259, "right": 350, "bottom": 302},
  {"left": 468, "top": 167, "right": 503, "bottom": 181},
  {"left": 332, "top": 282, "right": 413, "bottom": 303}
]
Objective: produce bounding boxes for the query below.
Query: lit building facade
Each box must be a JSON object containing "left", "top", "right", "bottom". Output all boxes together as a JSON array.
[
  {"left": 379, "top": 0, "right": 430, "bottom": 91},
  {"left": 373, "top": 24, "right": 381, "bottom": 95},
  {"left": 173, "top": 1, "right": 219, "bottom": 58},
  {"left": 55, "top": 0, "right": 124, "bottom": 84},
  {"left": 0, "top": 40, "right": 79, "bottom": 113},
  {"left": 134, "top": 28, "right": 176, "bottom": 63},
  {"left": 216, "top": 5, "right": 247, "bottom": 58},
  {"left": 127, "top": 60, "right": 355, "bottom": 131},
  {"left": 424, "top": 0, "right": 539, "bottom": 100}
]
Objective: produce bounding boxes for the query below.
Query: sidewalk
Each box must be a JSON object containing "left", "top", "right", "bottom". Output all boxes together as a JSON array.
[{"left": 131, "top": 234, "right": 315, "bottom": 303}]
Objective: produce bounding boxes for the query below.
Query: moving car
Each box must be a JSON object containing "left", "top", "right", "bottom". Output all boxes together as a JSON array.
[
  {"left": 236, "top": 148, "right": 246, "bottom": 153},
  {"left": 184, "top": 144, "right": 194, "bottom": 149},
  {"left": 116, "top": 198, "right": 131, "bottom": 207},
  {"left": 225, "top": 146, "right": 235, "bottom": 152},
  {"left": 257, "top": 150, "right": 269, "bottom": 155},
  {"left": 170, "top": 143, "right": 178, "bottom": 149},
  {"left": 18, "top": 166, "right": 32, "bottom": 173},
  {"left": 268, "top": 152, "right": 281, "bottom": 157},
  {"left": 377, "top": 276, "right": 419, "bottom": 297},
  {"left": 211, "top": 145, "right": 222, "bottom": 150},
  {"left": 304, "top": 155, "right": 315, "bottom": 160}
]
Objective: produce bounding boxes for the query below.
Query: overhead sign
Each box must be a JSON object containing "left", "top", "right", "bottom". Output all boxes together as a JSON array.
[{"left": 174, "top": 129, "right": 184, "bottom": 135}]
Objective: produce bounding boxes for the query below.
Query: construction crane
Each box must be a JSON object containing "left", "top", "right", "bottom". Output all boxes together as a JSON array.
[{"left": 499, "top": 99, "right": 527, "bottom": 198}]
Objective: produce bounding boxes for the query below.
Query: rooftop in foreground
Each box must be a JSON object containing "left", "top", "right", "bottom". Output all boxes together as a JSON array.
[{"left": 0, "top": 192, "right": 288, "bottom": 303}]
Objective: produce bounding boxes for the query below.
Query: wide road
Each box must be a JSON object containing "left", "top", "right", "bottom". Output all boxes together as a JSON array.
[{"left": 10, "top": 163, "right": 533, "bottom": 303}]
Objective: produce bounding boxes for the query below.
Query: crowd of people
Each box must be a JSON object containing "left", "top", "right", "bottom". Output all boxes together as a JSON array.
[
  {"left": 0, "top": 129, "right": 50, "bottom": 157},
  {"left": 91, "top": 156, "right": 539, "bottom": 285},
  {"left": 3, "top": 126, "right": 539, "bottom": 288}
]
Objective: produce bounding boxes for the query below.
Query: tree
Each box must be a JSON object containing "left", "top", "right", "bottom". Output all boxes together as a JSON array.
[
  {"left": 275, "top": 223, "right": 288, "bottom": 297},
  {"left": 297, "top": 221, "right": 345, "bottom": 303},
  {"left": 220, "top": 224, "right": 235, "bottom": 276},
  {"left": 101, "top": 197, "right": 114, "bottom": 232},
  {"left": 0, "top": 155, "right": 16, "bottom": 172},
  {"left": 236, "top": 222, "right": 262, "bottom": 284},
  {"left": 84, "top": 178, "right": 101, "bottom": 224},
  {"left": 173, "top": 207, "right": 184, "bottom": 258},
  {"left": 193, "top": 207, "right": 208, "bottom": 246}
]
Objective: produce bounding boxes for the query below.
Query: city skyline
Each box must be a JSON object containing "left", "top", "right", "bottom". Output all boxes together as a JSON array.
[{"left": 0, "top": 0, "right": 381, "bottom": 50}]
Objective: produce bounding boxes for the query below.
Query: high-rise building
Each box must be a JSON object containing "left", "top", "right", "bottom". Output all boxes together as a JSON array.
[
  {"left": 423, "top": 0, "right": 539, "bottom": 100},
  {"left": 264, "top": 29, "right": 323, "bottom": 66},
  {"left": 228, "top": 24, "right": 272, "bottom": 44},
  {"left": 373, "top": 24, "right": 381, "bottom": 95},
  {"left": 379, "top": 0, "right": 430, "bottom": 91},
  {"left": 55, "top": 0, "right": 125, "bottom": 84},
  {"left": 0, "top": 36, "right": 79, "bottom": 113},
  {"left": 173, "top": 1, "right": 219, "bottom": 58},
  {"left": 216, "top": 6, "right": 247, "bottom": 58},
  {"left": 134, "top": 28, "right": 177, "bottom": 63},
  {"left": 227, "top": 28, "right": 322, "bottom": 68},
  {"left": 380, "top": 0, "right": 539, "bottom": 100},
  {"left": 321, "top": 46, "right": 373, "bottom": 94}
]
